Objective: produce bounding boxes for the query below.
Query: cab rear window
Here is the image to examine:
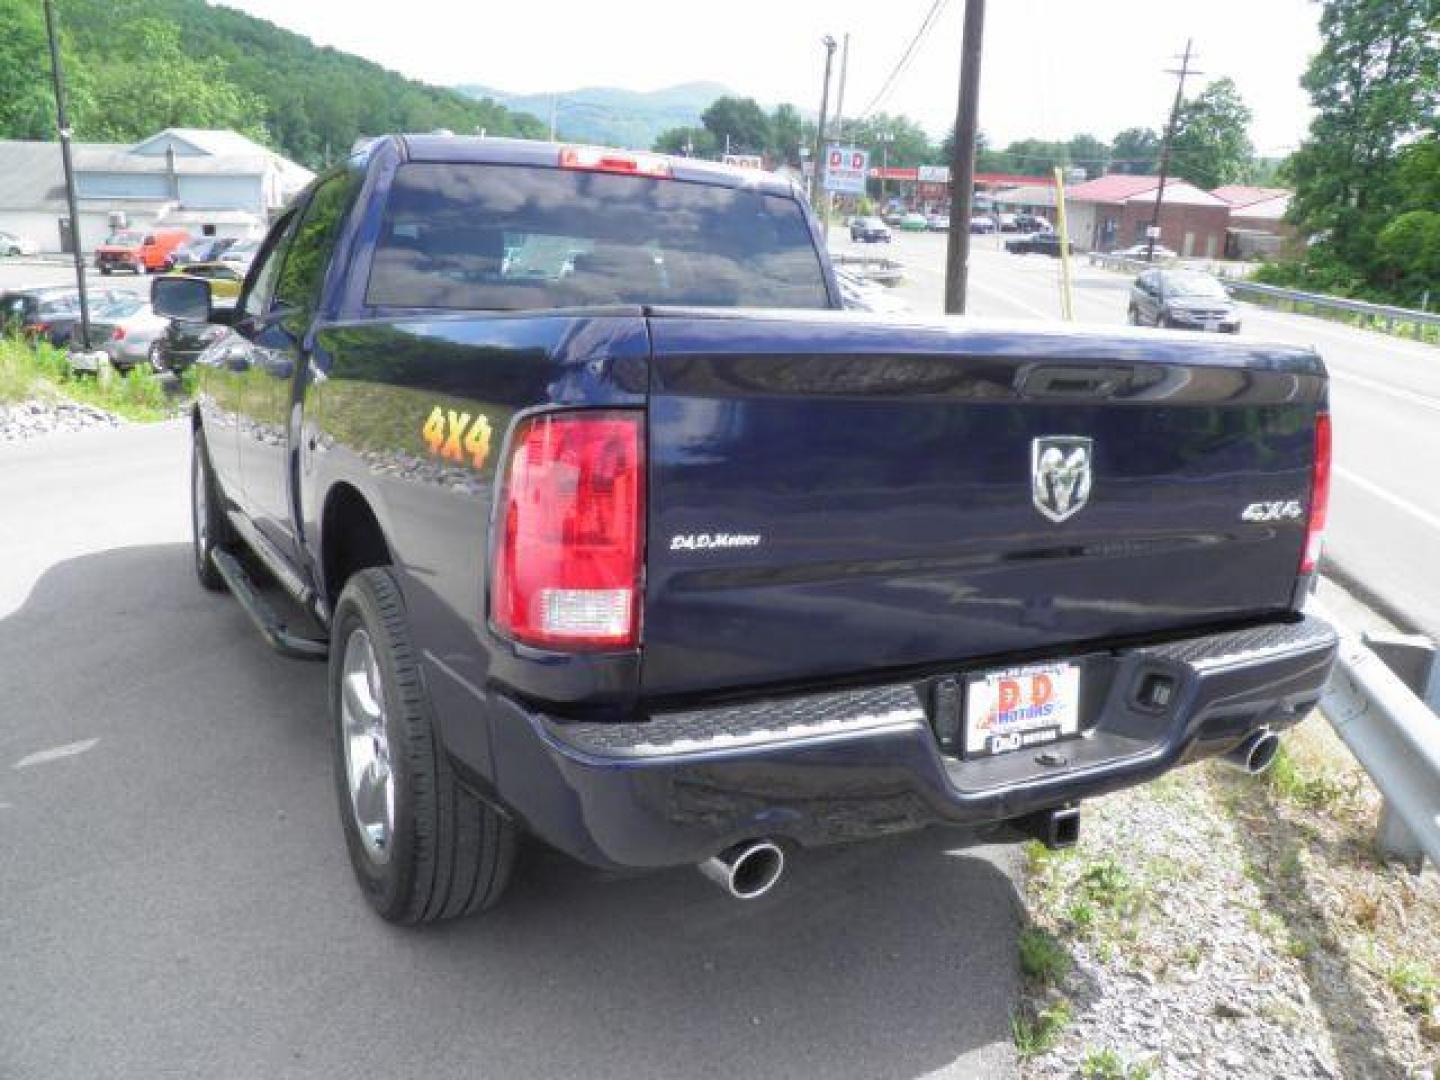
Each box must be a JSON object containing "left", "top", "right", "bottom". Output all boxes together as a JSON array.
[{"left": 366, "top": 162, "right": 830, "bottom": 312}]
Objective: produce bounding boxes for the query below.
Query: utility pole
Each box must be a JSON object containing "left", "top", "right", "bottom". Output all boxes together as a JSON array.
[
  {"left": 43, "top": 0, "right": 93, "bottom": 355},
  {"left": 1145, "top": 39, "right": 1199, "bottom": 262},
  {"left": 811, "top": 35, "right": 838, "bottom": 209},
  {"left": 944, "top": 0, "right": 985, "bottom": 315},
  {"left": 833, "top": 33, "right": 850, "bottom": 140}
]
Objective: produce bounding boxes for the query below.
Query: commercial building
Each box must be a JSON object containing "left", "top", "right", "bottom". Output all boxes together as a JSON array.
[
  {"left": 1211, "top": 185, "right": 1295, "bottom": 259},
  {"left": 1063, "top": 175, "right": 1230, "bottom": 257},
  {"left": 0, "top": 128, "right": 312, "bottom": 253}
]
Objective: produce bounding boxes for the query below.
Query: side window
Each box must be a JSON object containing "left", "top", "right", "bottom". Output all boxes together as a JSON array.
[
  {"left": 273, "top": 170, "right": 357, "bottom": 319},
  {"left": 237, "top": 213, "right": 299, "bottom": 322}
]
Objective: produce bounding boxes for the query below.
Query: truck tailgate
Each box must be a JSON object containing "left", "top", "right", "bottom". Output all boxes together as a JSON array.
[{"left": 641, "top": 312, "right": 1325, "bottom": 698}]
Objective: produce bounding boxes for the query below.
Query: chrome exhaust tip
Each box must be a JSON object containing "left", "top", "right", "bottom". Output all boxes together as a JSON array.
[
  {"left": 699, "top": 840, "right": 785, "bottom": 900},
  {"left": 1225, "top": 730, "right": 1281, "bottom": 775}
]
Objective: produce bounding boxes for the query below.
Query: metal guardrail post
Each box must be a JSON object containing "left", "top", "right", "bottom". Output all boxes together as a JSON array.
[
  {"left": 1316, "top": 603, "right": 1440, "bottom": 873},
  {"left": 1362, "top": 633, "right": 1440, "bottom": 870}
]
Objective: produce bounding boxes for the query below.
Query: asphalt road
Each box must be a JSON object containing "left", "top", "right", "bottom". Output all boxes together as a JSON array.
[
  {"left": 831, "top": 229, "right": 1440, "bottom": 640},
  {"left": 0, "top": 421, "right": 1020, "bottom": 1079}
]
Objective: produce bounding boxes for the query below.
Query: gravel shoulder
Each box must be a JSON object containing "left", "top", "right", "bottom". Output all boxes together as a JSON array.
[{"left": 1, "top": 397, "right": 123, "bottom": 441}]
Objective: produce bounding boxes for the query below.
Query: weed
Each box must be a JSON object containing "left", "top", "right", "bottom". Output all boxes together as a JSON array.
[
  {"left": 1266, "top": 744, "right": 1349, "bottom": 809},
  {"left": 1387, "top": 959, "right": 1440, "bottom": 1013},
  {"left": 1018, "top": 926, "right": 1071, "bottom": 986},
  {"left": 1012, "top": 999, "right": 1072, "bottom": 1058},
  {"left": 1077, "top": 858, "right": 1143, "bottom": 918},
  {"left": 1079, "top": 1046, "right": 1158, "bottom": 1079}
]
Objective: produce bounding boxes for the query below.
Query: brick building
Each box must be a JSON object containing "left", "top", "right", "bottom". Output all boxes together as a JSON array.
[{"left": 1063, "top": 175, "right": 1230, "bottom": 257}]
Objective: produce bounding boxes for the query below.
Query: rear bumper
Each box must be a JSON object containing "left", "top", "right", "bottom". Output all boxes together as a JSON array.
[{"left": 470, "top": 616, "right": 1336, "bottom": 871}]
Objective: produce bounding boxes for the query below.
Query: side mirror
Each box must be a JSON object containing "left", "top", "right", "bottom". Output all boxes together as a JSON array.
[{"left": 151, "top": 275, "right": 212, "bottom": 323}]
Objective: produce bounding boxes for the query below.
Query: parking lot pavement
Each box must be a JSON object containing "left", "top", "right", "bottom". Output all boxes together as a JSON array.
[{"left": 0, "top": 421, "right": 1021, "bottom": 1080}]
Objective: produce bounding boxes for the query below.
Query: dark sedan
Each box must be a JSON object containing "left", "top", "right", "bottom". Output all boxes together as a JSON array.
[
  {"left": 848, "top": 216, "right": 892, "bottom": 243},
  {"left": 1128, "top": 268, "right": 1241, "bottom": 332},
  {"left": 0, "top": 286, "right": 133, "bottom": 348},
  {"left": 1005, "top": 232, "right": 1069, "bottom": 257},
  {"left": 155, "top": 309, "right": 230, "bottom": 372}
]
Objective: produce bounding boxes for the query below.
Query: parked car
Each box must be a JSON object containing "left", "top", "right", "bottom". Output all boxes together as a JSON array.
[
  {"left": 218, "top": 238, "right": 260, "bottom": 273},
  {"left": 970, "top": 216, "right": 997, "bottom": 234},
  {"left": 166, "top": 261, "right": 245, "bottom": 299},
  {"left": 74, "top": 295, "right": 171, "bottom": 374},
  {"left": 1006, "top": 232, "right": 1070, "bottom": 256},
  {"left": 1113, "top": 243, "right": 1178, "bottom": 262},
  {"left": 0, "top": 286, "right": 132, "bottom": 348},
  {"left": 926, "top": 213, "right": 950, "bottom": 231},
  {"left": 996, "top": 213, "right": 1019, "bottom": 232},
  {"left": 1129, "top": 268, "right": 1241, "bottom": 332},
  {"left": 898, "top": 212, "right": 929, "bottom": 231},
  {"left": 153, "top": 311, "right": 228, "bottom": 373},
  {"left": 0, "top": 230, "right": 39, "bottom": 256},
  {"left": 95, "top": 227, "right": 191, "bottom": 274},
  {"left": 166, "top": 237, "right": 237, "bottom": 270},
  {"left": 157, "top": 134, "right": 1335, "bottom": 923},
  {"left": 883, "top": 211, "right": 908, "bottom": 226},
  {"left": 835, "top": 267, "right": 909, "bottom": 314},
  {"left": 848, "top": 216, "right": 892, "bottom": 243},
  {"left": 1014, "top": 214, "right": 1051, "bottom": 234}
]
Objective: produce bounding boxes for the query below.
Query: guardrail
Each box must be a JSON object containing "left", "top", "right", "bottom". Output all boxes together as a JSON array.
[
  {"left": 830, "top": 253, "right": 905, "bottom": 287},
  {"left": 1313, "top": 600, "right": 1440, "bottom": 872},
  {"left": 1086, "top": 252, "right": 1440, "bottom": 340}
]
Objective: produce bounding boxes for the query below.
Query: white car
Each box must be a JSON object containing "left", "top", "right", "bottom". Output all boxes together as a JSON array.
[
  {"left": 0, "top": 230, "right": 39, "bottom": 257},
  {"left": 926, "top": 214, "right": 951, "bottom": 231},
  {"left": 1113, "top": 243, "right": 1179, "bottom": 262}
]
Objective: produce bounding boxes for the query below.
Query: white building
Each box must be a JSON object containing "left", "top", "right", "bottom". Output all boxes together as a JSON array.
[{"left": 0, "top": 128, "right": 313, "bottom": 253}]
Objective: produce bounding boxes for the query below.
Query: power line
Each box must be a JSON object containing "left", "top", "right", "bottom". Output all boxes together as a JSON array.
[{"left": 860, "top": 0, "right": 950, "bottom": 119}]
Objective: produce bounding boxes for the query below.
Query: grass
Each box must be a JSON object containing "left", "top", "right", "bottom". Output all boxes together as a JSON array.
[
  {"left": 1078, "top": 1046, "right": 1158, "bottom": 1080},
  {"left": 1386, "top": 959, "right": 1440, "bottom": 1014},
  {"left": 0, "top": 334, "right": 178, "bottom": 422},
  {"left": 1265, "top": 743, "right": 1353, "bottom": 809},
  {"left": 1019, "top": 926, "right": 1071, "bottom": 985},
  {"left": 1012, "top": 999, "right": 1072, "bottom": 1059}
]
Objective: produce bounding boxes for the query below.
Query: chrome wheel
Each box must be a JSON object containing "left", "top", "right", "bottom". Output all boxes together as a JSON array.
[{"left": 340, "top": 628, "right": 395, "bottom": 865}]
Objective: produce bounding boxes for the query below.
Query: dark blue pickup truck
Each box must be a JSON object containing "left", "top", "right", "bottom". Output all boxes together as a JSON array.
[{"left": 154, "top": 135, "right": 1337, "bottom": 923}]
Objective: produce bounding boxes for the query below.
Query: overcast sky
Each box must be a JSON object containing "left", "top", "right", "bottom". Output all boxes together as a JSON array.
[{"left": 215, "top": 0, "right": 1321, "bottom": 155}]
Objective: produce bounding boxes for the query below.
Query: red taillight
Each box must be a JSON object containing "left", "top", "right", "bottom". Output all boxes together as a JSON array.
[
  {"left": 491, "top": 411, "right": 645, "bottom": 649},
  {"left": 22, "top": 323, "right": 48, "bottom": 335},
  {"left": 558, "top": 146, "right": 672, "bottom": 179},
  {"left": 1300, "top": 412, "right": 1331, "bottom": 574},
  {"left": 110, "top": 326, "right": 126, "bottom": 341}
]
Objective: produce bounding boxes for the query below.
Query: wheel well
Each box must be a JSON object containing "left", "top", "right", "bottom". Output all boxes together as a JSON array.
[{"left": 321, "top": 484, "right": 391, "bottom": 607}]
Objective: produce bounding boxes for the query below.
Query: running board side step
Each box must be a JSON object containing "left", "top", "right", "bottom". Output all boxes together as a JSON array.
[{"left": 210, "top": 549, "right": 329, "bottom": 661}]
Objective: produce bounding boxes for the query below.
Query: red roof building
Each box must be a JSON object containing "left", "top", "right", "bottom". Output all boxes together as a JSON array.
[{"left": 1063, "top": 175, "right": 1230, "bottom": 257}]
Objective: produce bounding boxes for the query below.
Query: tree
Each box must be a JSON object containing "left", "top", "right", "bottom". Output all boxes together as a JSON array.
[
  {"left": 1374, "top": 209, "right": 1440, "bottom": 296},
  {"left": 0, "top": 0, "right": 73, "bottom": 141},
  {"left": 1169, "top": 77, "right": 1255, "bottom": 190},
  {"left": 1111, "top": 127, "right": 1160, "bottom": 174},
  {"left": 1066, "top": 134, "right": 1111, "bottom": 179},
  {"left": 1287, "top": 0, "right": 1440, "bottom": 270},
  {"left": 767, "top": 104, "right": 804, "bottom": 167},
  {"left": 653, "top": 125, "right": 716, "bottom": 158},
  {"left": 700, "top": 96, "right": 770, "bottom": 155}
]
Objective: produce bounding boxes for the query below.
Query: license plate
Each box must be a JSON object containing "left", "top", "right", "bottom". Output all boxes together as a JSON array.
[{"left": 963, "top": 662, "right": 1081, "bottom": 758}]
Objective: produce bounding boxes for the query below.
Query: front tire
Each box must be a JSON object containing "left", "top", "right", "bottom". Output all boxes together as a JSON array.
[{"left": 331, "top": 568, "right": 517, "bottom": 924}]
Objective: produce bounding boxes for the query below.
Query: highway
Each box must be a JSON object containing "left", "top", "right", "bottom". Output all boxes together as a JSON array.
[{"left": 831, "top": 230, "right": 1440, "bottom": 640}]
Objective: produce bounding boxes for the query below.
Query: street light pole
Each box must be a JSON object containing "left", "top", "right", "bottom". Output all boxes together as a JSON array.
[
  {"left": 811, "top": 35, "right": 838, "bottom": 210},
  {"left": 42, "top": 0, "right": 93, "bottom": 353},
  {"left": 944, "top": 0, "right": 986, "bottom": 315}
]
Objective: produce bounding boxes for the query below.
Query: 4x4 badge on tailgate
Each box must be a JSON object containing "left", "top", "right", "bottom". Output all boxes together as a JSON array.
[{"left": 1032, "top": 436, "right": 1093, "bottom": 523}]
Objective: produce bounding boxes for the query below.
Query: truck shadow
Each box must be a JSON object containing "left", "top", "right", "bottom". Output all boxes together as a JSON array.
[{"left": 1, "top": 545, "right": 1020, "bottom": 1080}]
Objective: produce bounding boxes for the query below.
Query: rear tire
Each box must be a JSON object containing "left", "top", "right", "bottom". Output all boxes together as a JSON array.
[
  {"left": 331, "top": 568, "right": 517, "bottom": 924},
  {"left": 191, "top": 429, "right": 233, "bottom": 592}
]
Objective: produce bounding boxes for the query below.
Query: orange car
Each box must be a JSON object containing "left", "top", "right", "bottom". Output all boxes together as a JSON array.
[{"left": 95, "top": 227, "right": 191, "bottom": 275}]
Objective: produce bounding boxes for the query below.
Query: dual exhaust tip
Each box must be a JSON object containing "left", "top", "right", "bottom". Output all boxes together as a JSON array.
[
  {"left": 1224, "top": 729, "right": 1281, "bottom": 775},
  {"left": 699, "top": 839, "right": 785, "bottom": 900}
]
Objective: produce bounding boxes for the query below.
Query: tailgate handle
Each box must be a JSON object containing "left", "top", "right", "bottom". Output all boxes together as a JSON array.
[{"left": 1020, "top": 365, "right": 1130, "bottom": 399}]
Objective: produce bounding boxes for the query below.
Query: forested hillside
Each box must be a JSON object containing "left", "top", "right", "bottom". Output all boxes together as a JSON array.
[{"left": 0, "top": 0, "right": 544, "bottom": 168}]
